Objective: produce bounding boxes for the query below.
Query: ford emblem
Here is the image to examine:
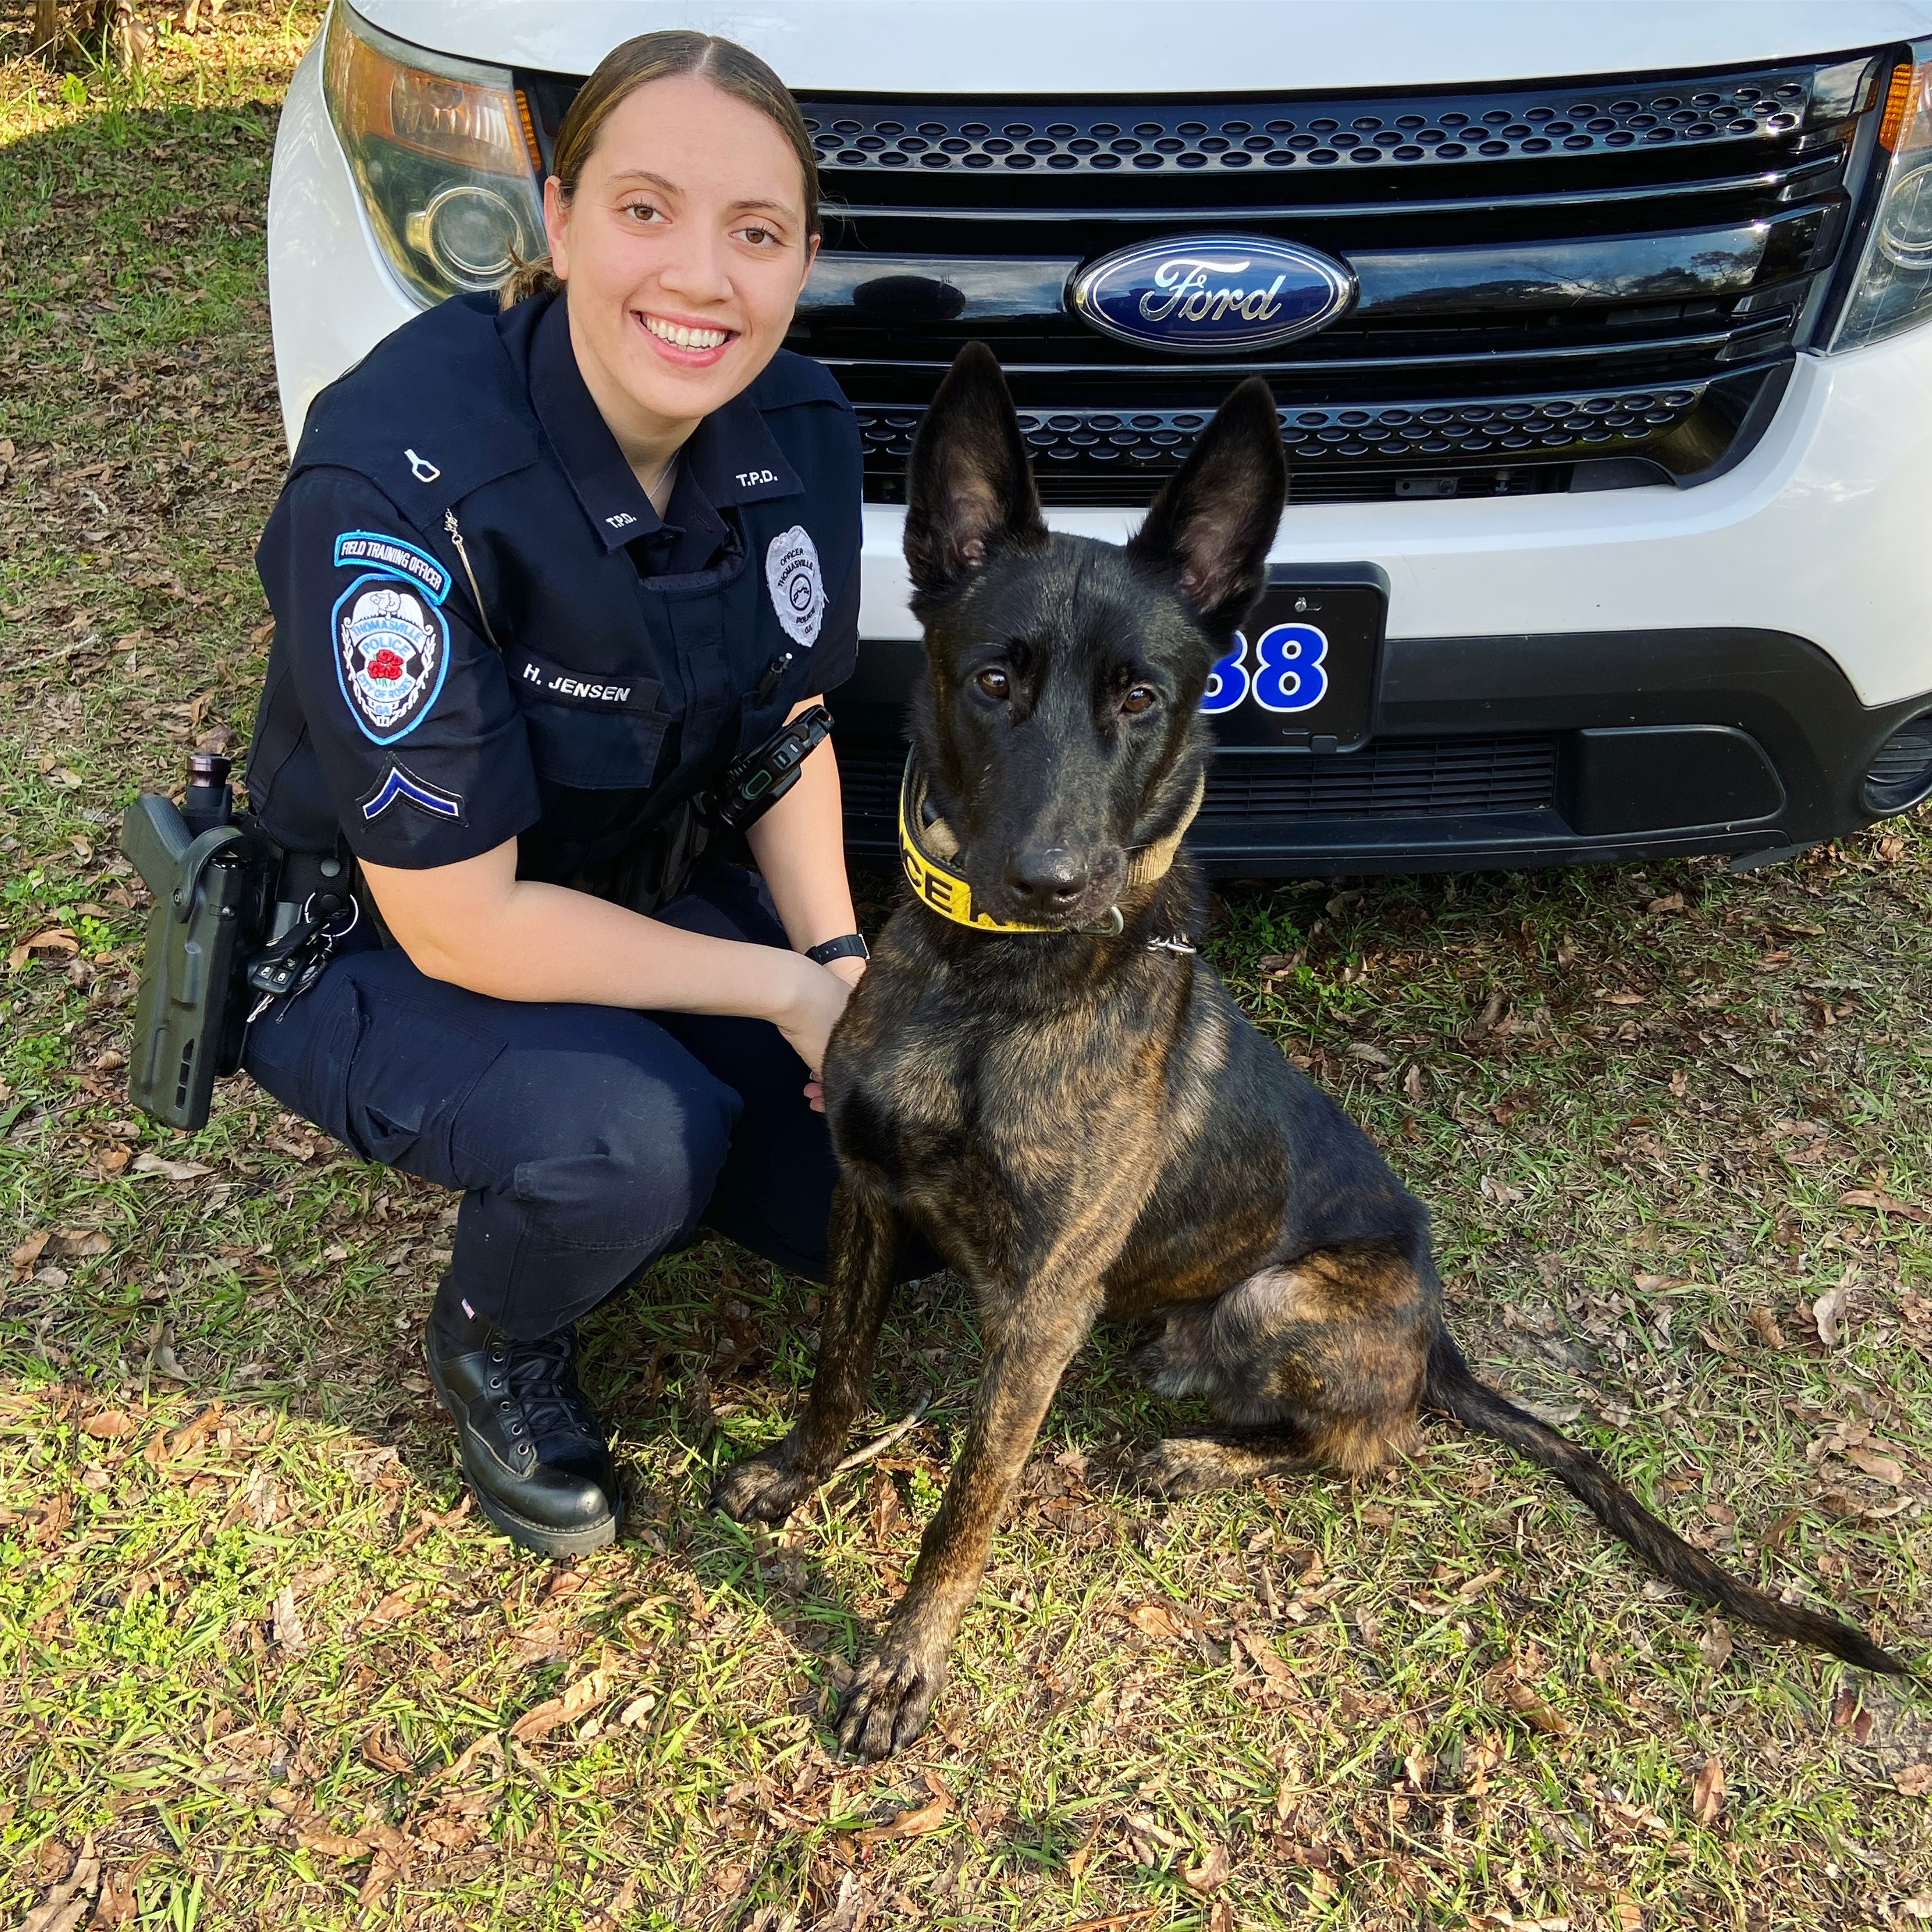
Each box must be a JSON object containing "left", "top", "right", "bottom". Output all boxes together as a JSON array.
[{"left": 1069, "top": 233, "right": 1356, "bottom": 354}]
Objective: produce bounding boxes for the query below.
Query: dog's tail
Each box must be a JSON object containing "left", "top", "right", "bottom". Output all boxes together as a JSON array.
[{"left": 1424, "top": 1326, "right": 1904, "bottom": 1673}]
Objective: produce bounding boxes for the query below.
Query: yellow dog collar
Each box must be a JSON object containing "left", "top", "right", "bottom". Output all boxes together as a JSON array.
[{"left": 896, "top": 755, "right": 1203, "bottom": 938}]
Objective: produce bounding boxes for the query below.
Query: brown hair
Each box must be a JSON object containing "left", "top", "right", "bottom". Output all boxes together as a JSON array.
[{"left": 501, "top": 31, "right": 820, "bottom": 308}]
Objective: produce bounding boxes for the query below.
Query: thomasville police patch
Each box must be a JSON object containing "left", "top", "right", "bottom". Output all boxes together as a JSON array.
[
  {"left": 332, "top": 572, "right": 449, "bottom": 744},
  {"left": 764, "top": 524, "right": 826, "bottom": 650}
]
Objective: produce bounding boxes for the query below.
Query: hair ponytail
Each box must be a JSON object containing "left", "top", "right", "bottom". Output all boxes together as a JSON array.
[{"left": 498, "top": 29, "right": 820, "bottom": 311}]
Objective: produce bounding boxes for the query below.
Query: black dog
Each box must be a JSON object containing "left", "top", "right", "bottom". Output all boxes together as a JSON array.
[{"left": 714, "top": 342, "right": 1901, "bottom": 1759}]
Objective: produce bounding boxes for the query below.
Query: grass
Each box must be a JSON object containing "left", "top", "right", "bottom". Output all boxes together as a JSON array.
[{"left": 2, "top": 7, "right": 1931, "bottom": 1926}]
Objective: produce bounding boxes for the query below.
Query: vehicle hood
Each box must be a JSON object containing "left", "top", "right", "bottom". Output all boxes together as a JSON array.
[{"left": 355, "top": 0, "right": 1932, "bottom": 91}]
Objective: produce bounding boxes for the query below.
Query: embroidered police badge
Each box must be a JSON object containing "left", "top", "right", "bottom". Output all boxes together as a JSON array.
[
  {"left": 764, "top": 524, "right": 826, "bottom": 649},
  {"left": 332, "top": 573, "right": 449, "bottom": 744}
]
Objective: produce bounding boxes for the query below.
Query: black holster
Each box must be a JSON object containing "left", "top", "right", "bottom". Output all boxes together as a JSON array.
[{"left": 123, "top": 795, "right": 279, "bottom": 1131}]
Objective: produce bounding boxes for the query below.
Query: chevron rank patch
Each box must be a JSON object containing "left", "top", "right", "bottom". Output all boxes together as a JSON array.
[{"left": 357, "top": 763, "right": 465, "bottom": 824}]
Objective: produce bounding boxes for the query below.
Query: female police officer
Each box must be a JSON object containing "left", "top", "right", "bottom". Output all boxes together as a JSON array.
[{"left": 241, "top": 33, "right": 874, "bottom": 1557}]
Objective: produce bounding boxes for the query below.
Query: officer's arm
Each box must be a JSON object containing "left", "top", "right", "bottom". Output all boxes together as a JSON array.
[
  {"left": 359, "top": 839, "right": 847, "bottom": 1048},
  {"left": 744, "top": 696, "right": 866, "bottom": 987}
]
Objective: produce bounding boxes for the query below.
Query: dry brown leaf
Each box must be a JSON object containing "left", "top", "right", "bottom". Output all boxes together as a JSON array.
[
  {"left": 1183, "top": 1843, "right": 1232, "bottom": 1893},
  {"left": 361, "top": 1727, "right": 412, "bottom": 1775},
  {"left": 294, "top": 1823, "right": 370, "bottom": 1860},
  {"left": 1690, "top": 1755, "right": 1725, "bottom": 1826},
  {"left": 22, "top": 1834, "right": 97, "bottom": 1932},
  {"left": 9, "top": 1230, "right": 50, "bottom": 1282},
  {"left": 80, "top": 1408, "right": 135, "bottom": 1440},
  {"left": 1486, "top": 1663, "right": 1573, "bottom": 1736},
  {"left": 1844, "top": 1445, "right": 1908, "bottom": 1486},
  {"left": 1840, "top": 1188, "right": 1930, "bottom": 1225},
  {"left": 856, "top": 1773, "right": 952, "bottom": 1844},
  {"left": 1125, "top": 1599, "right": 1198, "bottom": 1642},
  {"left": 1812, "top": 1280, "right": 1850, "bottom": 1348},
  {"left": 92, "top": 1868, "right": 139, "bottom": 1930},
  {"left": 1896, "top": 1763, "right": 1932, "bottom": 1797},
  {"left": 18, "top": 927, "right": 79, "bottom": 957},
  {"left": 1747, "top": 1305, "right": 1786, "bottom": 1350},
  {"left": 1699, "top": 1621, "right": 1733, "bottom": 1672},
  {"left": 363, "top": 1587, "right": 415, "bottom": 1628},
  {"left": 1615, "top": 1897, "right": 1643, "bottom": 1932},
  {"left": 162, "top": 1401, "right": 224, "bottom": 1465},
  {"left": 129, "top": 1151, "right": 213, "bottom": 1181},
  {"left": 1601, "top": 990, "right": 1645, "bottom": 1006},
  {"left": 49, "top": 1228, "right": 111, "bottom": 1259},
  {"left": 508, "top": 1665, "right": 609, "bottom": 1743},
  {"left": 815, "top": 1869, "right": 868, "bottom": 1932},
  {"left": 271, "top": 1585, "right": 308, "bottom": 1654}
]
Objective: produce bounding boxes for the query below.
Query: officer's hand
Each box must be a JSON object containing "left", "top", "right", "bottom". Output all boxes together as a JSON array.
[{"left": 775, "top": 956, "right": 856, "bottom": 1110}]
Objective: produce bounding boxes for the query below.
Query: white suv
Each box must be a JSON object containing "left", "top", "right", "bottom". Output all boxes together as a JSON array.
[{"left": 267, "top": 1, "right": 1932, "bottom": 875}]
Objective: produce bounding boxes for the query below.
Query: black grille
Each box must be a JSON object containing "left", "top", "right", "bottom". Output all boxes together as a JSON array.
[
  {"left": 775, "top": 54, "right": 1885, "bottom": 501},
  {"left": 835, "top": 735, "right": 1560, "bottom": 842},
  {"left": 856, "top": 379, "right": 1729, "bottom": 504},
  {"left": 805, "top": 72, "right": 1825, "bottom": 178},
  {"left": 1201, "top": 738, "right": 1558, "bottom": 819}
]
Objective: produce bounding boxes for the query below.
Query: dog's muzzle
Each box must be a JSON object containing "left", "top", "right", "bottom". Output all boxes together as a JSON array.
[{"left": 896, "top": 753, "right": 1202, "bottom": 938}]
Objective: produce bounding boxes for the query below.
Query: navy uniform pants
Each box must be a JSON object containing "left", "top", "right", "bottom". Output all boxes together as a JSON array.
[{"left": 242, "top": 862, "right": 852, "bottom": 1340}]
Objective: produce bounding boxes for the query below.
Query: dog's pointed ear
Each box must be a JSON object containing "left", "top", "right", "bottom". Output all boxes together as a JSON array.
[
  {"left": 1126, "top": 378, "right": 1286, "bottom": 633},
  {"left": 904, "top": 341, "right": 1047, "bottom": 602}
]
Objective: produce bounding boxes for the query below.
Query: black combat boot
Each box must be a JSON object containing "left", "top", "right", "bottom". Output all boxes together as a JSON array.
[{"left": 423, "top": 1276, "right": 620, "bottom": 1557}]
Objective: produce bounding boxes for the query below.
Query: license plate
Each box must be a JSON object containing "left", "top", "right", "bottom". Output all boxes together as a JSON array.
[{"left": 1201, "top": 570, "right": 1386, "bottom": 752}]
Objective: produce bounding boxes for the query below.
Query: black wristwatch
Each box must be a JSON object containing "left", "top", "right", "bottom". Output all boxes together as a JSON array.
[{"left": 806, "top": 933, "right": 869, "bottom": 966}]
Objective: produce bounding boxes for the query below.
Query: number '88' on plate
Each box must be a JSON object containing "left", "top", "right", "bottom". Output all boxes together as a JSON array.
[{"left": 1200, "top": 622, "right": 1328, "bottom": 715}]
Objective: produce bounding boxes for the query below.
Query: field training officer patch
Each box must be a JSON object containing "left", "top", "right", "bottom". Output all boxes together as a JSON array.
[
  {"left": 765, "top": 524, "right": 826, "bottom": 650},
  {"left": 328, "top": 528, "right": 455, "bottom": 746}
]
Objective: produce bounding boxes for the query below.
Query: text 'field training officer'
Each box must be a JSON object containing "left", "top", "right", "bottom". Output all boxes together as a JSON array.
[{"left": 242, "top": 33, "right": 904, "bottom": 1557}]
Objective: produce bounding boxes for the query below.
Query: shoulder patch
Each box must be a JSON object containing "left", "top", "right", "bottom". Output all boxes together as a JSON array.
[
  {"left": 358, "top": 763, "right": 466, "bottom": 824},
  {"left": 333, "top": 529, "right": 451, "bottom": 604},
  {"left": 332, "top": 573, "right": 450, "bottom": 744},
  {"left": 765, "top": 525, "right": 827, "bottom": 650}
]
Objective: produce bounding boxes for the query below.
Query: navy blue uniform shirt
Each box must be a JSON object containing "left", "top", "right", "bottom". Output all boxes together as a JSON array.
[{"left": 246, "top": 290, "right": 861, "bottom": 883}]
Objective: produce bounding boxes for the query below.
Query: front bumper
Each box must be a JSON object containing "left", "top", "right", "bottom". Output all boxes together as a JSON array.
[{"left": 834, "top": 627, "right": 1930, "bottom": 877}]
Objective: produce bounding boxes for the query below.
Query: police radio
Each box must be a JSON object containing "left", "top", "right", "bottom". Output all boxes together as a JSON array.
[{"left": 700, "top": 704, "right": 833, "bottom": 835}]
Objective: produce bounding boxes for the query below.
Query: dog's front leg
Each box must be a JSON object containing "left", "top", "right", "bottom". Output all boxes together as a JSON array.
[
  {"left": 838, "top": 1282, "right": 1099, "bottom": 1759},
  {"left": 711, "top": 1178, "right": 906, "bottom": 1524}
]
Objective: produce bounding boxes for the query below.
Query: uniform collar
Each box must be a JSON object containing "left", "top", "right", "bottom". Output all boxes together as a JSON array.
[{"left": 528, "top": 293, "right": 804, "bottom": 556}]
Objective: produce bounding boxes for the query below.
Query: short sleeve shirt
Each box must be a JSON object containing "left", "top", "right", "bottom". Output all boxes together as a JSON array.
[{"left": 246, "top": 290, "right": 862, "bottom": 883}]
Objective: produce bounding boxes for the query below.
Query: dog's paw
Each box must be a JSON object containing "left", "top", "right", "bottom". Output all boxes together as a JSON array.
[
  {"left": 1133, "top": 1434, "right": 1241, "bottom": 1499},
  {"left": 709, "top": 1452, "right": 812, "bottom": 1525},
  {"left": 836, "top": 1648, "right": 945, "bottom": 1760}
]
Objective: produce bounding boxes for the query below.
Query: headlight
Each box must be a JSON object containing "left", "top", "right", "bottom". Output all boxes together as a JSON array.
[
  {"left": 322, "top": 1, "right": 544, "bottom": 308},
  {"left": 1830, "top": 42, "right": 1932, "bottom": 352}
]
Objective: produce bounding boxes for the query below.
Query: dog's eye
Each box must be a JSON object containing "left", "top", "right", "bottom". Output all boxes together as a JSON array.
[
  {"left": 1120, "top": 684, "right": 1159, "bottom": 715},
  {"left": 976, "top": 667, "right": 1011, "bottom": 700}
]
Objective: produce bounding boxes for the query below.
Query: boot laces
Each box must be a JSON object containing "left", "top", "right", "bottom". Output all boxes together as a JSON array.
[{"left": 504, "top": 1329, "right": 600, "bottom": 1450}]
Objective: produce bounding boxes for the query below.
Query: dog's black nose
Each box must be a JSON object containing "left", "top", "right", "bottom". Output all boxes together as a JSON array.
[{"left": 1006, "top": 847, "right": 1090, "bottom": 915}]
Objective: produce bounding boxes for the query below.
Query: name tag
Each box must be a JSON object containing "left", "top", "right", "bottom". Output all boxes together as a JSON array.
[{"left": 508, "top": 645, "right": 661, "bottom": 715}]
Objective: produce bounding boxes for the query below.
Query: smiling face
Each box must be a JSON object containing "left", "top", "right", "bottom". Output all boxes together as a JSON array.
[{"left": 544, "top": 71, "right": 818, "bottom": 464}]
